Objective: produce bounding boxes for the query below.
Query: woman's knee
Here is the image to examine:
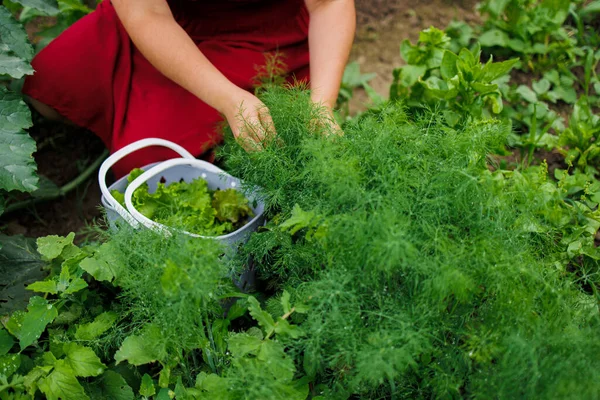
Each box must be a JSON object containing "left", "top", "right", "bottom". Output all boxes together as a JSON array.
[{"left": 27, "top": 97, "right": 72, "bottom": 125}]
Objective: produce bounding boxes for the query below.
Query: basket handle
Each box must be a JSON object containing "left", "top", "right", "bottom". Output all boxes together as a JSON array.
[
  {"left": 99, "top": 138, "right": 196, "bottom": 225},
  {"left": 124, "top": 158, "right": 230, "bottom": 234}
]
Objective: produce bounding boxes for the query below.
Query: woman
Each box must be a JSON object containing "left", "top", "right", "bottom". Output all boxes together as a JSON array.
[{"left": 23, "top": 0, "right": 356, "bottom": 177}]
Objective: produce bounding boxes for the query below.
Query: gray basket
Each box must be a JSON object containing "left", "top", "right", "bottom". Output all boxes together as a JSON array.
[{"left": 99, "top": 138, "right": 265, "bottom": 247}]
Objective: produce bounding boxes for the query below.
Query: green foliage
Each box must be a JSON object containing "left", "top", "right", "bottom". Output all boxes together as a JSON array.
[
  {"left": 0, "top": 0, "right": 92, "bottom": 226},
  {"left": 191, "top": 293, "right": 308, "bottom": 399},
  {"left": 390, "top": 27, "right": 517, "bottom": 124},
  {"left": 8, "top": 0, "right": 59, "bottom": 15},
  {"left": 477, "top": 0, "right": 578, "bottom": 71},
  {"left": 0, "top": 87, "right": 36, "bottom": 194},
  {"left": 221, "top": 87, "right": 600, "bottom": 398},
  {"left": 0, "top": 7, "right": 34, "bottom": 77},
  {"left": 112, "top": 169, "right": 254, "bottom": 236},
  {"left": 336, "top": 61, "right": 382, "bottom": 119},
  {"left": 558, "top": 96, "right": 600, "bottom": 171},
  {"left": 0, "top": 235, "right": 45, "bottom": 313},
  {"left": 13, "top": 0, "right": 92, "bottom": 50}
]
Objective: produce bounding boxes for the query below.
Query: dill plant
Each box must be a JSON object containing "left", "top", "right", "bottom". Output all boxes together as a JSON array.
[
  {"left": 220, "top": 87, "right": 600, "bottom": 398},
  {"left": 97, "top": 226, "right": 236, "bottom": 383}
]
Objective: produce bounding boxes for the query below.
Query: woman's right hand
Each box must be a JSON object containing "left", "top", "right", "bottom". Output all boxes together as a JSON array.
[{"left": 221, "top": 89, "right": 277, "bottom": 152}]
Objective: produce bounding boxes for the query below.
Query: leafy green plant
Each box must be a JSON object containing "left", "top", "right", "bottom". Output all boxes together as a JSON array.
[
  {"left": 558, "top": 96, "right": 600, "bottom": 171},
  {"left": 422, "top": 43, "right": 518, "bottom": 124},
  {"left": 221, "top": 87, "right": 600, "bottom": 398},
  {"left": 1, "top": 86, "right": 600, "bottom": 400},
  {"left": 391, "top": 27, "right": 517, "bottom": 125},
  {"left": 390, "top": 26, "right": 450, "bottom": 102},
  {"left": 112, "top": 168, "right": 255, "bottom": 236},
  {"left": 0, "top": 4, "right": 41, "bottom": 220},
  {"left": 477, "top": 0, "right": 579, "bottom": 72},
  {"left": 0, "top": 0, "right": 95, "bottom": 223},
  {"left": 336, "top": 61, "right": 382, "bottom": 119},
  {"left": 4, "top": 0, "right": 92, "bottom": 51}
]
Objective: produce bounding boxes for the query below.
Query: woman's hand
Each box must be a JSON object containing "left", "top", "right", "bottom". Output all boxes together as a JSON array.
[
  {"left": 222, "top": 89, "right": 276, "bottom": 152},
  {"left": 311, "top": 98, "right": 343, "bottom": 137}
]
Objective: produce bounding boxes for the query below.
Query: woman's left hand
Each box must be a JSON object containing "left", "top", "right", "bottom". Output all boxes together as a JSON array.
[{"left": 311, "top": 101, "right": 343, "bottom": 137}]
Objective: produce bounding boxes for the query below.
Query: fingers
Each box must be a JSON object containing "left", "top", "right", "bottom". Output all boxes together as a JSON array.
[
  {"left": 310, "top": 107, "right": 344, "bottom": 137},
  {"left": 232, "top": 100, "right": 277, "bottom": 152}
]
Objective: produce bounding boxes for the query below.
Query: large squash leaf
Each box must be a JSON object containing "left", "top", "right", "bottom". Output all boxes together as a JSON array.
[
  {"left": 0, "top": 7, "right": 34, "bottom": 78},
  {"left": 9, "top": 0, "right": 59, "bottom": 15},
  {"left": 0, "top": 235, "right": 44, "bottom": 314},
  {"left": 0, "top": 86, "right": 37, "bottom": 193}
]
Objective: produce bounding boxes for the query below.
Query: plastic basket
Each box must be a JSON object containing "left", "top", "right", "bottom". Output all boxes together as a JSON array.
[{"left": 99, "top": 138, "right": 265, "bottom": 247}]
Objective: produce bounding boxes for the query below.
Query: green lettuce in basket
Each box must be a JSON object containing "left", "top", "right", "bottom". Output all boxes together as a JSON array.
[{"left": 111, "top": 168, "right": 254, "bottom": 236}]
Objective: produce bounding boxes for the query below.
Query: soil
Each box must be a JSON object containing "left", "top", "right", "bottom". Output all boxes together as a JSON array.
[{"left": 0, "top": 0, "right": 501, "bottom": 240}]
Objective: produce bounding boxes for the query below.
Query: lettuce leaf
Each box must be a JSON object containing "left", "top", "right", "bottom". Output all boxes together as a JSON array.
[{"left": 110, "top": 172, "right": 254, "bottom": 236}]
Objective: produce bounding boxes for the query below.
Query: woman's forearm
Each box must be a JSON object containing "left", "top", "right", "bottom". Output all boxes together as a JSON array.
[
  {"left": 306, "top": 0, "right": 356, "bottom": 108},
  {"left": 112, "top": 0, "right": 242, "bottom": 114}
]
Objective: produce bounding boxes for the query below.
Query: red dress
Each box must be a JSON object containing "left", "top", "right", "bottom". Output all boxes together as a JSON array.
[{"left": 23, "top": 0, "right": 310, "bottom": 177}]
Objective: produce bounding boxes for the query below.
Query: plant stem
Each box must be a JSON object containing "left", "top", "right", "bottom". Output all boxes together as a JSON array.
[{"left": 4, "top": 149, "right": 109, "bottom": 215}]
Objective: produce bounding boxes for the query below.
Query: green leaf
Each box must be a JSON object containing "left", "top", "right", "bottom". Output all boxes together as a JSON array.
[
  {"left": 0, "top": 7, "right": 34, "bottom": 61},
  {"left": 228, "top": 333, "right": 263, "bottom": 358},
  {"left": 487, "top": 92, "right": 504, "bottom": 114},
  {"left": 257, "top": 340, "right": 295, "bottom": 382},
  {"left": 516, "top": 85, "right": 538, "bottom": 103},
  {"left": 87, "top": 371, "right": 134, "bottom": 400},
  {"left": 156, "top": 388, "right": 172, "bottom": 400},
  {"left": 0, "top": 87, "right": 37, "bottom": 192},
  {"left": 471, "top": 82, "right": 498, "bottom": 95},
  {"left": 24, "top": 365, "right": 51, "bottom": 394},
  {"left": 418, "top": 26, "right": 450, "bottom": 47},
  {"left": 63, "top": 343, "right": 106, "bottom": 377},
  {"left": 398, "top": 64, "right": 427, "bottom": 87},
  {"left": 0, "top": 328, "right": 14, "bottom": 355},
  {"left": 10, "top": 0, "right": 59, "bottom": 14},
  {"left": 440, "top": 50, "right": 458, "bottom": 80},
  {"left": 479, "top": 58, "right": 518, "bottom": 83},
  {"left": 0, "top": 353, "right": 20, "bottom": 377},
  {"left": 38, "top": 360, "right": 89, "bottom": 400},
  {"left": 581, "top": 0, "right": 600, "bottom": 16},
  {"left": 274, "top": 319, "right": 304, "bottom": 339},
  {"left": 7, "top": 296, "right": 58, "bottom": 350},
  {"left": 158, "top": 366, "right": 170, "bottom": 388},
  {"left": 36, "top": 233, "right": 75, "bottom": 262},
  {"left": 483, "top": 0, "right": 510, "bottom": 15},
  {"left": 160, "top": 259, "right": 190, "bottom": 297},
  {"left": 139, "top": 373, "right": 156, "bottom": 397},
  {"left": 478, "top": 29, "right": 510, "bottom": 48},
  {"left": 247, "top": 297, "right": 276, "bottom": 336},
  {"left": 174, "top": 377, "right": 191, "bottom": 400},
  {"left": 79, "top": 242, "right": 120, "bottom": 282},
  {"left": 0, "top": 47, "right": 34, "bottom": 79},
  {"left": 114, "top": 325, "right": 166, "bottom": 366},
  {"left": 532, "top": 79, "right": 551, "bottom": 95},
  {"left": 279, "top": 204, "right": 317, "bottom": 235},
  {"left": 212, "top": 188, "right": 254, "bottom": 224},
  {"left": 26, "top": 280, "right": 58, "bottom": 294},
  {"left": 42, "top": 351, "right": 57, "bottom": 366},
  {"left": 63, "top": 277, "right": 87, "bottom": 295},
  {"left": 422, "top": 76, "right": 458, "bottom": 100},
  {"left": 75, "top": 312, "right": 118, "bottom": 341},
  {"left": 280, "top": 290, "right": 291, "bottom": 315},
  {"left": 0, "top": 235, "right": 44, "bottom": 314},
  {"left": 342, "top": 61, "right": 376, "bottom": 88}
]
